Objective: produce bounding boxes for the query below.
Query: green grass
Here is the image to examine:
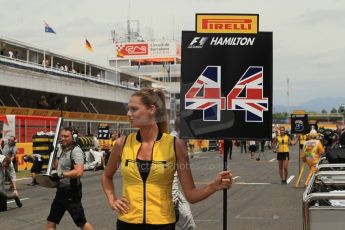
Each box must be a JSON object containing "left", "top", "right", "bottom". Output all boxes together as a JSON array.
[{"left": 16, "top": 170, "right": 31, "bottom": 179}]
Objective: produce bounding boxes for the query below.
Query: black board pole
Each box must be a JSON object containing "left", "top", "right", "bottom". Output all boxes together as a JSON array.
[
  {"left": 223, "top": 139, "right": 230, "bottom": 230},
  {"left": 298, "top": 139, "right": 301, "bottom": 175}
]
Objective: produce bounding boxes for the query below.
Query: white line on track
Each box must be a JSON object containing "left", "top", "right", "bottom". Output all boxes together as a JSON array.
[
  {"left": 287, "top": 175, "right": 295, "bottom": 184},
  {"left": 233, "top": 176, "right": 240, "bottom": 180},
  {"left": 235, "top": 215, "right": 279, "bottom": 220},
  {"left": 269, "top": 158, "right": 276, "bottom": 162},
  {"left": 16, "top": 177, "right": 31, "bottom": 181},
  {"left": 7, "top": 197, "right": 29, "bottom": 204},
  {"left": 235, "top": 182, "right": 271, "bottom": 185},
  {"left": 195, "top": 219, "right": 220, "bottom": 222}
]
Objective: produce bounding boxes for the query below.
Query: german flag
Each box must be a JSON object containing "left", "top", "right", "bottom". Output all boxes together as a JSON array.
[{"left": 85, "top": 39, "right": 93, "bottom": 52}]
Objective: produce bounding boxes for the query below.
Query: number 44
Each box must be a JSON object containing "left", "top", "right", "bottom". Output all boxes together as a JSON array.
[{"left": 185, "top": 66, "right": 268, "bottom": 122}]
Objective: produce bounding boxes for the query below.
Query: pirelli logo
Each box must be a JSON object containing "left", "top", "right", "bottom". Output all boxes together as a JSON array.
[{"left": 196, "top": 14, "right": 258, "bottom": 34}]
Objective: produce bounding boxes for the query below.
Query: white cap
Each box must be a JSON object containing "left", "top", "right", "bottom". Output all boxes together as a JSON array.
[{"left": 310, "top": 129, "right": 317, "bottom": 137}]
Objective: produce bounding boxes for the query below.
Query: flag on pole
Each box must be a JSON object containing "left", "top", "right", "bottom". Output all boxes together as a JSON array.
[
  {"left": 116, "top": 44, "right": 124, "bottom": 57},
  {"left": 166, "top": 63, "right": 171, "bottom": 81},
  {"left": 85, "top": 39, "right": 93, "bottom": 52},
  {"left": 44, "top": 21, "right": 56, "bottom": 34},
  {"left": 117, "top": 50, "right": 124, "bottom": 57}
]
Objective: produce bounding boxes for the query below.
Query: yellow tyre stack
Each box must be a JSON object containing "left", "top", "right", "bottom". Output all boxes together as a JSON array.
[
  {"left": 32, "top": 134, "right": 54, "bottom": 171},
  {"left": 77, "top": 136, "right": 94, "bottom": 152}
]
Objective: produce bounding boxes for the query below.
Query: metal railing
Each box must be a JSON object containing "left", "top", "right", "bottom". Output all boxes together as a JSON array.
[{"left": 0, "top": 54, "right": 140, "bottom": 91}]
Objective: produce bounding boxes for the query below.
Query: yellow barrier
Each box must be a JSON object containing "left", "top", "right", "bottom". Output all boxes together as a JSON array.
[
  {"left": 16, "top": 142, "right": 33, "bottom": 171},
  {"left": 200, "top": 140, "right": 209, "bottom": 149},
  {"left": 188, "top": 139, "right": 210, "bottom": 152},
  {"left": 99, "top": 139, "right": 112, "bottom": 150}
]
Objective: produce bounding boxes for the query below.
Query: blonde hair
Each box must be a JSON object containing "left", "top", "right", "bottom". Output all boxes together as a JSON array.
[
  {"left": 310, "top": 129, "right": 317, "bottom": 137},
  {"left": 132, "top": 87, "right": 168, "bottom": 133}
]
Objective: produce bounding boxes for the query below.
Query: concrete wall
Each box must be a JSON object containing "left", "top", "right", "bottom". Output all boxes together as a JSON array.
[{"left": 0, "top": 64, "right": 134, "bottom": 104}]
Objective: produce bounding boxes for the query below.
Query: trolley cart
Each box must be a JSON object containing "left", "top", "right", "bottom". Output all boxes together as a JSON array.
[
  {"left": 303, "top": 191, "right": 345, "bottom": 230},
  {"left": 303, "top": 170, "right": 345, "bottom": 229},
  {"left": 314, "top": 171, "right": 345, "bottom": 185},
  {"left": 317, "top": 163, "right": 345, "bottom": 171}
]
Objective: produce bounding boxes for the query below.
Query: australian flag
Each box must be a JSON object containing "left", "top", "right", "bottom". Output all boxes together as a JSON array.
[{"left": 44, "top": 21, "right": 56, "bottom": 34}]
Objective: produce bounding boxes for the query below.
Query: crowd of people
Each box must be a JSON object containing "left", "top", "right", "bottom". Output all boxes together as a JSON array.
[
  {"left": 0, "top": 88, "right": 232, "bottom": 229},
  {"left": 3, "top": 86, "right": 345, "bottom": 228},
  {"left": 0, "top": 48, "right": 104, "bottom": 80},
  {"left": 0, "top": 49, "right": 19, "bottom": 59},
  {"left": 212, "top": 125, "right": 344, "bottom": 189}
]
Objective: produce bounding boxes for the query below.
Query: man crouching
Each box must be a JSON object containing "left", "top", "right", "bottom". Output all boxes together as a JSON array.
[{"left": 0, "top": 155, "right": 22, "bottom": 211}]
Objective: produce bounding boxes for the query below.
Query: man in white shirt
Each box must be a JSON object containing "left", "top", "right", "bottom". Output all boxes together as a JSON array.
[{"left": 170, "top": 119, "right": 196, "bottom": 230}]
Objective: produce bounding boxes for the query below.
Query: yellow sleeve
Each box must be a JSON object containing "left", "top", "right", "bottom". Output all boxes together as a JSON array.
[{"left": 317, "top": 142, "right": 325, "bottom": 155}]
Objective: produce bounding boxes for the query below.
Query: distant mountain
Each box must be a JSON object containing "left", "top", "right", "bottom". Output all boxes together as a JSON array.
[{"left": 274, "top": 96, "right": 345, "bottom": 113}]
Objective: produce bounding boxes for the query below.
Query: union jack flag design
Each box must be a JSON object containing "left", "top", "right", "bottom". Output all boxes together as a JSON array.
[
  {"left": 227, "top": 66, "right": 268, "bottom": 122},
  {"left": 185, "top": 66, "right": 225, "bottom": 121}
]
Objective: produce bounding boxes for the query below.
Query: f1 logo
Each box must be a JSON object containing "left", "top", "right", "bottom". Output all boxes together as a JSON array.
[{"left": 188, "top": 37, "right": 208, "bottom": 48}]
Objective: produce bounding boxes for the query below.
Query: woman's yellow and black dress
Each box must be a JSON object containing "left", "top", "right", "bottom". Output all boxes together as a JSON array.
[
  {"left": 117, "top": 131, "right": 176, "bottom": 229},
  {"left": 277, "top": 135, "right": 290, "bottom": 161}
]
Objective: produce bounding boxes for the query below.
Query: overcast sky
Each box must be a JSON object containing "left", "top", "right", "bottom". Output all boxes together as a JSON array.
[{"left": 1, "top": 0, "right": 345, "bottom": 106}]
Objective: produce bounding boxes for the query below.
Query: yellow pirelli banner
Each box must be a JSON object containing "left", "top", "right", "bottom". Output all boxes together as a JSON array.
[
  {"left": 16, "top": 142, "right": 33, "bottom": 171},
  {"left": 196, "top": 14, "right": 258, "bottom": 34},
  {"left": 292, "top": 110, "right": 306, "bottom": 115},
  {"left": 0, "top": 106, "right": 128, "bottom": 122}
]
